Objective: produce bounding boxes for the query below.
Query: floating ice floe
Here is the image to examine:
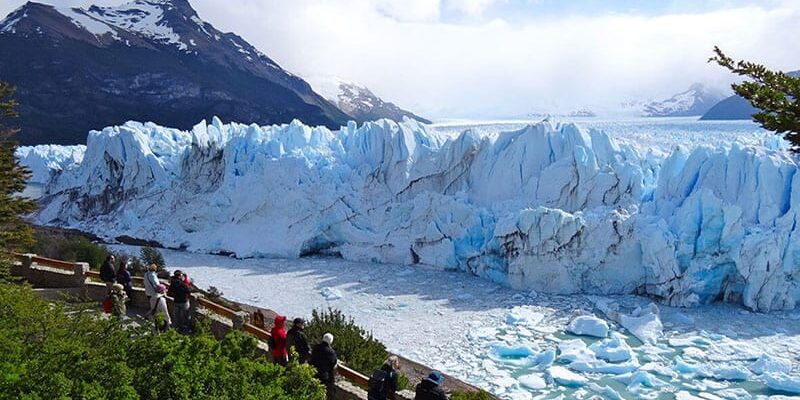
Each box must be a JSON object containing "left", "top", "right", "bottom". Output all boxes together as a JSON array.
[
  {"left": 319, "top": 287, "right": 342, "bottom": 300},
  {"left": 617, "top": 304, "right": 663, "bottom": 345},
  {"left": 749, "top": 353, "right": 793, "bottom": 375},
  {"left": 566, "top": 315, "right": 609, "bottom": 338},
  {"left": 505, "top": 307, "right": 545, "bottom": 326},
  {"left": 763, "top": 372, "right": 800, "bottom": 394},
  {"left": 696, "top": 364, "right": 751, "bottom": 381},
  {"left": 588, "top": 333, "right": 635, "bottom": 362},
  {"left": 517, "top": 373, "right": 546, "bottom": 390},
  {"left": 547, "top": 366, "right": 588, "bottom": 387}
]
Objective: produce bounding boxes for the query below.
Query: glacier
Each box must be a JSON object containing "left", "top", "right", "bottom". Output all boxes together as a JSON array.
[
  {"left": 31, "top": 117, "right": 800, "bottom": 311},
  {"left": 15, "top": 144, "right": 86, "bottom": 184}
]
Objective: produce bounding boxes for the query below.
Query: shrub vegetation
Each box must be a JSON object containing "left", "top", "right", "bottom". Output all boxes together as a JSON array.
[{"left": 0, "top": 282, "right": 325, "bottom": 400}]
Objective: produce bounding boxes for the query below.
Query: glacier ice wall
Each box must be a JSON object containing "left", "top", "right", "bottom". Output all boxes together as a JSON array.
[
  {"left": 15, "top": 144, "right": 86, "bottom": 184},
  {"left": 34, "top": 118, "right": 800, "bottom": 311}
]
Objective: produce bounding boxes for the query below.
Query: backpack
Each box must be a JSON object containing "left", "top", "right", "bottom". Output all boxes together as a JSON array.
[
  {"left": 367, "top": 369, "right": 389, "bottom": 399},
  {"left": 102, "top": 296, "right": 112, "bottom": 314}
]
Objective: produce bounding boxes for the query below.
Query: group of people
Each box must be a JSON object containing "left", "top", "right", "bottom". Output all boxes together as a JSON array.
[
  {"left": 265, "top": 314, "right": 450, "bottom": 400},
  {"left": 100, "top": 255, "right": 192, "bottom": 333},
  {"left": 265, "top": 315, "right": 339, "bottom": 399}
]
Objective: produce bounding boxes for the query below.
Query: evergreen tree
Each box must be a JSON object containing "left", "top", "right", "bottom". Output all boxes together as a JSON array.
[
  {"left": 710, "top": 46, "right": 800, "bottom": 151},
  {"left": 140, "top": 246, "right": 166, "bottom": 269},
  {"left": 0, "top": 82, "right": 37, "bottom": 252}
]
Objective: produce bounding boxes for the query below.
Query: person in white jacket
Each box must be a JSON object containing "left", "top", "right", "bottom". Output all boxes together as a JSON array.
[
  {"left": 148, "top": 284, "right": 172, "bottom": 332},
  {"left": 143, "top": 263, "right": 160, "bottom": 309}
]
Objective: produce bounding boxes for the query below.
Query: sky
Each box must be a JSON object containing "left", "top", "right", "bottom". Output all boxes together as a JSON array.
[{"left": 1, "top": 0, "right": 799, "bottom": 119}]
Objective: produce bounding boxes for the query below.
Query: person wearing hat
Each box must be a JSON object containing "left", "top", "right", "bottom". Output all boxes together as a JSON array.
[
  {"left": 167, "top": 269, "right": 192, "bottom": 333},
  {"left": 415, "top": 370, "right": 448, "bottom": 400},
  {"left": 143, "top": 263, "right": 160, "bottom": 309},
  {"left": 310, "top": 333, "right": 338, "bottom": 400},
  {"left": 109, "top": 283, "right": 128, "bottom": 317},
  {"left": 287, "top": 317, "right": 311, "bottom": 364}
]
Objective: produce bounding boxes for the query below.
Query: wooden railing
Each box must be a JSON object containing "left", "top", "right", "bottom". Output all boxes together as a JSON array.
[
  {"left": 196, "top": 296, "right": 237, "bottom": 320},
  {"left": 10, "top": 252, "right": 78, "bottom": 272}
]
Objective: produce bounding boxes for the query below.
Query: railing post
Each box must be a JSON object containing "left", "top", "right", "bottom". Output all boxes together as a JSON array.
[
  {"left": 72, "top": 262, "right": 89, "bottom": 286},
  {"left": 21, "top": 253, "right": 34, "bottom": 269},
  {"left": 232, "top": 311, "right": 249, "bottom": 330}
]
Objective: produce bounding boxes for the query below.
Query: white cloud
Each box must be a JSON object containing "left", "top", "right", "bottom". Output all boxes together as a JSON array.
[
  {"left": 375, "top": 0, "right": 440, "bottom": 22},
  {"left": 1, "top": 0, "right": 799, "bottom": 119},
  {"left": 445, "top": 0, "right": 499, "bottom": 17}
]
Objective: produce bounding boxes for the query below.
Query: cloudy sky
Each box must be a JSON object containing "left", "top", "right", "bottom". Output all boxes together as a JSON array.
[{"left": 2, "top": 0, "right": 799, "bottom": 118}]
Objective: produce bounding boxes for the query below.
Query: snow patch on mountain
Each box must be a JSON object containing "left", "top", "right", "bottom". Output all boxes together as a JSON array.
[
  {"left": 308, "top": 76, "right": 431, "bottom": 124},
  {"left": 34, "top": 118, "right": 800, "bottom": 311},
  {"left": 643, "top": 84, "right": 727, "bottom": 117}
]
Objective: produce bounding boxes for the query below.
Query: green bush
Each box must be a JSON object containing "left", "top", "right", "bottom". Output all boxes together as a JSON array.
[
  {"left": 305, "top": 308, "right": 389, "bottom": 377},
  {"left": 0, "top": 282, "right": 325, "bottom": 400},
  {"left": 33, "top": 230, "right": 110, "bottom": 270},
  {"left": 451, "top": 390, "right": 494, "bottom": 400}
]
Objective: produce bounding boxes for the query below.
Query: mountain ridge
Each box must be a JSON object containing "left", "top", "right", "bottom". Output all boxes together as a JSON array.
[
  {"left": 0, "top": 0, "right": 350, "bottom": 144},
  {"left": 701, "top": 70, "right": 800, "bottom": 121},
  {"left": 308, "top": 76, "right": 431, "bottom": 124},
  {"left": 642, "top": 83, "right": 727, "bottom": 117}
]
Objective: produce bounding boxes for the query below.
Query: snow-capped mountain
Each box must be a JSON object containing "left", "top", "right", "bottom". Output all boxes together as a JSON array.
[
  {"left": 643, "top": 83, "right": 727, "bottom": 117},
  {"left": 0, "top": 0, "right": 349, "bottom": 145},
  {"left": 32, "top": 117, "right": 800, "bottom": 312},
  {"left": 308, "top": 77, "right": 431, "bottom": 124}
]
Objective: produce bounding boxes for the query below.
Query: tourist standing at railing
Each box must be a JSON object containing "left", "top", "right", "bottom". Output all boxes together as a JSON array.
[
  {"left": 110, "top": 283, "right": 128, "bottom": 317},
  {"left": 143, "top": 263, "right": 160, "bottom": 309},
  {"left": 414, "top": 371, "right": 448, "bottom": 400},
  {"left": 147, "top": 283, "right": 171, "bottom": 332},
  {"left": 311, "top": 333, "right": 338, "bottom": 400},
  {"left": 287, "top": 317, "right": 311, "bottom": 364},
  {"left": 116, "top": 260, "right": 133, "bottom": 300},
  {"left": 368, "top": 356, "right": 400, "bottom": 400},
  {"left": 270, "top": 315, "right": 289, "bottom": 366},
  {"left": 167, "top": 270, "right": 192, "bottom": 334},
  {"left": 100, "top": 255, "right": 116, "bottom": 292}
]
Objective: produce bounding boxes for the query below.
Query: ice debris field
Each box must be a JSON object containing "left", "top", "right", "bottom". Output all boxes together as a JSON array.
[
  {"left": 28, "top": 116, "right": 800, "bottom": 313},
  {"left": 111, "top": 244, "right": 800, "bottom": 400}
]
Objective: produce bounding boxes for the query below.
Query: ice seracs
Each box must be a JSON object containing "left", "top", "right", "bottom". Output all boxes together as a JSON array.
[
  {"left": 16, "top": 145, "right": 86, "bottom": 185},
  {"left": 33, "top": 118, "right": 800, "bottom": 312}
]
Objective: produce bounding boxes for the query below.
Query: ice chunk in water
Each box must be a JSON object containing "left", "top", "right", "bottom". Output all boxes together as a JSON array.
[
  {"left": 319, "top": 287, "right": 342, "bottom": 300},
  {"left": 547, "top": 366, "right": 588, "bottom": 387},
  {"left": 557, "top": 339, "right": 595, "bottom": 363},
  {"left": 749, "top": 353, "right": 793, "bottom": 375},
  {"left": 619, "top": 306, "right": 662, "bottom": 345},
  {"left": 566, "top": 315, "right": 609, "bottom": 338},
  {"left": 763, "top": 372, "right": 800, "bottom": 394},
  {"left": 589, "top": 333, "right": 634, "bottom": 362},
  {"left": 517, "top": 373, "right": 546, "bottom": 390}
]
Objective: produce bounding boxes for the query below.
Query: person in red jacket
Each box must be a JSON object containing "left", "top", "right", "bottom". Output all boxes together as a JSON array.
[{"left": 270, "top": 315, "right": 288, "bottom": 366}]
